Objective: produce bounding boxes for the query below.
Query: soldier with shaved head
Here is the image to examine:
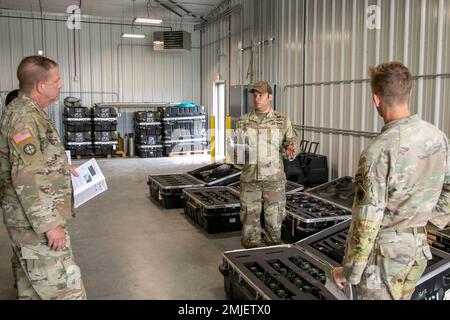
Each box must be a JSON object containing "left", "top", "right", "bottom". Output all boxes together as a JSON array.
[{"left": 0, "top": 56, "right": 86, "bottom": 300}]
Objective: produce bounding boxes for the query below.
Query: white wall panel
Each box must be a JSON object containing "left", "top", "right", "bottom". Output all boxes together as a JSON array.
[
  {"left": 0, "top": 10, "right": 201, "bottom": 136},
  {"left": 201, "top": 0, "right": 450, "bottom": 179}
]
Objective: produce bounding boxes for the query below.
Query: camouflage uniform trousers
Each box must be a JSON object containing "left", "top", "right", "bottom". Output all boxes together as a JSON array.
[
  {"left": 240, "top": 180, "right": 286, "bottom": 247},
  {"left": 9, "top": 228, "right": 86, "bottom": 300},
  {"left": 353, "top": 231, "right": 430, "bottom": 300}
]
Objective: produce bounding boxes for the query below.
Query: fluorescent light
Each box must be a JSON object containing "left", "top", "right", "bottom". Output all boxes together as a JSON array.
[
  {"left": 153, "top": 41, "right": 164, "bottom": 45},
  {"left": 122, "top": 33, "right": 145, "bottom": 39},
  {"left": 134, "top": 18, "right": 163, "bottom": 24}
]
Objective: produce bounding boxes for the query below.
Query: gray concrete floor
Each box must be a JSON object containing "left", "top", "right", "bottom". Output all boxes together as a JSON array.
[{"left": 0, "top": 156, "right": 243, "bottom": 300}]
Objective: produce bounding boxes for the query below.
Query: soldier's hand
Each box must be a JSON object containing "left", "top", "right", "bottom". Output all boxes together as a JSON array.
[
  {"left": 332, "top": 267, "right": 348, "bottom": 290},
  {"left": 286, "top": 143, "right": 295, "bottom": 159},
  {"left": 69, "top": 164, "right": 79, "bottom": 177},
  {"left": 46, "top": 226, "right": 66, "bottom": 251}
]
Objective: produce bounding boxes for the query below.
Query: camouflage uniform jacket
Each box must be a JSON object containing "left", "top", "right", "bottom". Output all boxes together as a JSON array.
[
  {"left": 343, "top": 114, "right": 450, "bottom": 285},
  {"left": 235, "top": 110, "right": 300, "bottom": 182},
  {"left": 0, "top": 95, "right": 72, "bottom": 244}
]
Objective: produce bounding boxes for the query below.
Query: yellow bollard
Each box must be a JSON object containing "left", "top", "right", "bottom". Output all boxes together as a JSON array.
[
  {"left": 225, "top": 116, "right": 232, "bottom": 164},
  {"left": 210, "top": 115, "right": 215, "bottom": 164}
]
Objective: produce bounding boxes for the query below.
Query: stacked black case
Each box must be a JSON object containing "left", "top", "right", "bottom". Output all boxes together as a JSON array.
[
  {"left": 92, "top": 105, "right": 118, "bottom": 156},
  {"left": 63, "top": 97, "right": 93, "bottom": 157},
  {"left": 134, "top": 111, "right": 164, "bottom": 158},
  {"left": 158, "top": 105, "right": 208, "bottom": 156}
]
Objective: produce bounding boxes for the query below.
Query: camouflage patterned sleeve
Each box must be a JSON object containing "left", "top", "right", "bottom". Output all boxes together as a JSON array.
[
  {"left": 229, "top": 118, "right": 244, "bottom": 170},
  {"left": 342, "top": 152, "right": 388, "bottom": 284},
  {"left": 430, "top": 138, "right": 450, "bottom": 229},
  {"left": 8, "top": 119, "right": 64, "bottom": 234},
  {"left": 282, "top": 118, "right": 301, "bottom": 161}
]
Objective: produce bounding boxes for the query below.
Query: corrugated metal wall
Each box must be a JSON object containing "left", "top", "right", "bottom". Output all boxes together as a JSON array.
[
  {"left": 0, "top": 10, "right": 201, "bottom": 136},
  {"left": 201, "top": 0, "right": 450, "bottom": 179}
]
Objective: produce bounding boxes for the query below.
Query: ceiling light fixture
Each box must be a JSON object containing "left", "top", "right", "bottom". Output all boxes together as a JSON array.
[
  {"left": 134, "top": 18, "right": 163, "bottom": 24},
  {"left": 122, "top": 33, "right": 146, "bottom": 39}
]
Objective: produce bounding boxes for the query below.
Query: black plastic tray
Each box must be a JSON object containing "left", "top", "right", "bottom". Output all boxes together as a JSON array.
[
  {"left": 188, "top": 164, "right": 241, "bottom": 186},
  {"left": 306, "top": 176, "right": 355, "bottom": 210}
]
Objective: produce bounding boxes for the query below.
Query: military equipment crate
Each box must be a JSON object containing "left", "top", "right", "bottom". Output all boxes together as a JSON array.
[
  {"left": 65, "top": 131, "right": 92, "bottom": 143},
  {"left": 296, "top": 220, "right": 450, "bottom": 300},
  {"left": 134, "top": 111, "right": 162, "bottom": 122},
  {"left": 183, "top": 187, "right": 241, "bottom": 234},
  {"left": 158, "top": 106, "right": 205, "bottom": 118},
  {"left": 148, "top": 174, "right": 205, "bottom": 209},
  {"left": 92, "top": 131, "right": 118, "bottom": 142},
  {"left": 93, "top": 142, "right": 118, "bottom": 156},
  {"left": 135, "top": 134, "right": 163, "bottom": 146},
  {"left": 92, "top": 119, "right": 118, "bottom": 131},
  {"left": 163, "top": 139, "right": 208, "bottom": 155},
  {"left": 162, "top": 116, "right": 207, "bottom": 141},
  {"left": 92, "top": 106, "right": 118, "bottom": 118},
  {"left": 65, "top": 142, "right": 93, "bottom": 157},
  {"left": 306, "top": 176, "right": 355, "bottom": 210},
  {"left": 281, "top": 192, "right": 352, "bottom": 243},
  {"left": 64, "top": 119, "right": 92, "bottom": 132},
  {"left": 220, "top": 245, "right": 336, "bottom": 300},
  {"left": 63, "top": 106, "right": 91, "bottom": 118},
  {"left": 188, "top": 163, "right": 241, "bottom": 187},
  {"left": 137, "top": 145, "right": 164, "bottom": 158}
]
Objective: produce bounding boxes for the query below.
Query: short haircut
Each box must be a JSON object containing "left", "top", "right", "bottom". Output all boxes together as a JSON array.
[
  {"left": 17, "top": 56, "right": 58, "bottom": 93},
  {"left": 5, "top": 89, "right": 19, "bottom": 106},
  {"left": 368, "top": 61, "right": 412, "bottom": 106}
]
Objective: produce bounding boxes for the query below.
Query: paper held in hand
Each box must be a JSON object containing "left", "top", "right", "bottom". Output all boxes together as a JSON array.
[{"left": 71, "top": 158, "right": 108, "bottom": 208}]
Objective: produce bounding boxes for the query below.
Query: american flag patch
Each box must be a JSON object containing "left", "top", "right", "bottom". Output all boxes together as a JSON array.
[{"left": 12, "top": 129, "right": 32, "bottom": 145}]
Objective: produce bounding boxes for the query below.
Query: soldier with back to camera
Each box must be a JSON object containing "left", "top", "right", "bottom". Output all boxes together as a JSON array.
[
  {"left": 332, "top": 61, "right": 450, "bottom": 300},
  {"left": 0, "top": 56, "right": 86, "bottom": 300},
  {"left": 234, "top": 81, "right": 300, "bottom": 249}
]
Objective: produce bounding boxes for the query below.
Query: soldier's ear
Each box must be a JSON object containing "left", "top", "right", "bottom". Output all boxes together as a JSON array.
[
  {"left": 372, "top": 93, "right": 381, "bottom": 108},
  {"left": 35, "top": 80, "right": 45, "bottom": 94}
]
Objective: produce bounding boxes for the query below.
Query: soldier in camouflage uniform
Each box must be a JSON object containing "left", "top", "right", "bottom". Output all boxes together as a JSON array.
[
  {"left": 234, "top": 81, "right": 300, "bottom": 249},
  {"left": 333, "top": 62, "right": 450, "bottom": 300},
  {"left": 0, "top": 56, "right": 86, "bottom": 300}
]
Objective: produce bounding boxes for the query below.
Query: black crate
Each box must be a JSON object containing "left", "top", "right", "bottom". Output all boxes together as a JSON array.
[
  {"left": 92, "top": 119, "right": 118, "bottom": 131},
  {"left": 64, "top": 97, "right": 81, "bottom": 108},
  {"left": 162, "top": 117, "right": 207, "bottom": 141},
  {"left": 135, "top": 124, "right": 163, "bottom": 136},
  {"left": 220, "top": 246, "right": 336, "bottom": 300},
  {"left": 93, "top": 143, "right": 118, "bottom": 156},
  {"left": 65, "top": 131, "right": 92, "bottom": 143},
  {"left": 137, "top": 145, "right": 164, "bottom": 158},
  {"left": 187, "top": 164, "right": 241, "bottom": 186},
  {"left": 158, "top": 106, "right": 205, "bottom": 118},
  {"left": 92, "top": 106, "right": 118, "bottom": 118},
  {"left": 64, "top": 120, "right": 92, "bottom": 132},
  {"left": 65, "top": 143, "right": 93, "bottom": 157},
  {"left": 134, "top": 111, "right": 162, "bottom": 122},
  {"left": 307, "top": 176, "right": 355, "bottom": 210},
  {"left": 148, "top": 174, "right": 205, "bottom": 209},
  {"left": 163, "top": 139, "right": 208, "bottom": 155},
  {"left": 183, "top": 187, "right": 241, "bottom": 234},
  {"left": 63, "top": 106, "right": 91, "bottom": 118},
  {"left": 92, "top": 131, "right": 118, "bottom": 142},
  {"left": 296, "top": 220, "right": 450, "bottom": 300},
  {"left": 135, "top": 134, "right": 163, "bottom": 146}
]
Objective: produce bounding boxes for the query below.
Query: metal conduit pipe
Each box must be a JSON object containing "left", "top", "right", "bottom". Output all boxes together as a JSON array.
[
  {"left": 194, "top": 5, "right": 242, "bottom": 31},
  {"left": 294, "top": 125, "right": 378, "bottom": 139},
  {"left": 167, "top": 0, "right": 206, "bottom": 21},
  {"left": 153, "top": 0, "right": 183, "bottom": 18},
  {"left": 283, "top": 73, "right": 450, "bottom": 92},
  {"left": 0, "top": 14, "right": 173, "bottom": 29}
]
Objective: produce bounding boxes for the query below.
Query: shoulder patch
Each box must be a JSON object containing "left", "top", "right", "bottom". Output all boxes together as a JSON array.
[{"left": 12, "top": 129, "right": 32, "bottom": 145}]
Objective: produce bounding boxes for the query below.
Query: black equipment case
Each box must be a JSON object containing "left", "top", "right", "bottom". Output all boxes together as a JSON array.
[
  {"left": 148, "top": 174, "right": 205, "bottom": 209},
  {"left": 296, "top": 220, "right": 450, "bottom": 300},
  {"left": 183, "top": 187, "right": 241, "bottom": 234},
  {"left": 228, "top": 181, "right": 304, "bottom": 195},
  {"left": 220, "top": 219, "right": 450, "bottom": 300},
  {"left": 148, "top": 164, "right": 241, "bottom": 209},
  {"left": 281, "top": 177, "right": 354, "bottom": 243}
]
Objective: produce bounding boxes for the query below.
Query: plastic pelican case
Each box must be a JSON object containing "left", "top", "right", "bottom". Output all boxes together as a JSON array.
[
  {"left": 148, "top": 174, "right": 205, "bottom": 209},
  {"left": 187, "top": 163, "right": 241, "bottom": 186},
  {"left": 296, "top": 220, "right": 450, "bottom": 300},
  {"left": 183, "top": 187, "right": 241, "bottom": 233},
  {"left": 220, "top": 219, "right": 450, "bottom": 300},
  {"left": 306, "top": 176, "right": 355, "bottom": 210}
]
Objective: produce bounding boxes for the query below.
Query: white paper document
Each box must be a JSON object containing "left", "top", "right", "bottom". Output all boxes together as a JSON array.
[{"left": 71, "top": 158, "right": 108, "bottom": 208}]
